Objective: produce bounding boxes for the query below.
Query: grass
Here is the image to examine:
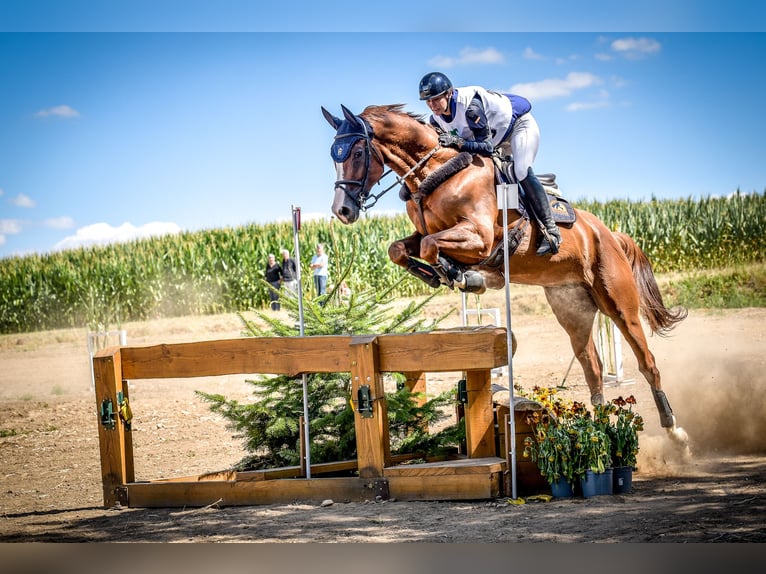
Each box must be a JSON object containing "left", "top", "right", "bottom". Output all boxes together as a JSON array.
[{"left": 661, "top": 263, "right": 766, "bottom": 309}]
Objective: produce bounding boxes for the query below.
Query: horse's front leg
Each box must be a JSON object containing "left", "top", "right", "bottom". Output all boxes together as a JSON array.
[
  {"left": 419, "top": 222, "right": 493, "bottom": 293},
  {"left": 388, "top": 233, "right": 442, "bottom": 289}
]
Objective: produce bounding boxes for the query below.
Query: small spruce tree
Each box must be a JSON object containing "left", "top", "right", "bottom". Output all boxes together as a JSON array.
[{"left": 196, "top": 275, "right": 463, "bottom": 471}]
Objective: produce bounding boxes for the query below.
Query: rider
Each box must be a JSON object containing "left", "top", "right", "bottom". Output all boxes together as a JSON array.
[{"left": 418, "top": 71, "right": 562, "bottom": 256}]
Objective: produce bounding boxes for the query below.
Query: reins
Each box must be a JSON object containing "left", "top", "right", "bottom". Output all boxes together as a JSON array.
[{"left": 360, "top": 143, "right": 441, "bottom": 211}]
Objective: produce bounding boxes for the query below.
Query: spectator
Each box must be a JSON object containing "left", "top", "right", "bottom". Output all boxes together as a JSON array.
[
  {"left": 310, "top": 243, "right": 329, "bottom": 301},
  {"left": 280, "top": 248, "right": 298, "bottom": 297},
  {"left": 264, "top": 253, "right": 282, "bottom": 311}
]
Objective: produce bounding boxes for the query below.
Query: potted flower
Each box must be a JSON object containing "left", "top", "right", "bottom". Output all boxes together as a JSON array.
[
  {"left": 572, "top": 406, "right": 613, "bottom": 497},
  {"left": 606, "top": 395, "right": 644, "bottom": 493},
  {"left": 523, "top": 410, "right": 576, "bottom": 497},
  {"left": 520, "top": 386, "right": 583, "bottom": 497}
]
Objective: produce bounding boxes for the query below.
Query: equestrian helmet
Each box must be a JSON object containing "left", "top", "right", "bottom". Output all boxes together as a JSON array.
[{"left": 419, "top": 72, "right": 453, "bottom": 100}]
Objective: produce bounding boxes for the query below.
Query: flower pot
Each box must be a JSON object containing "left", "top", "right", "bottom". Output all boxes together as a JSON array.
[
  {"left": 580, "top": 468, "right": 614, "bottom": 498},
  {"left": 550, "top": 477, "right": 575, "bottom": 498},
  {"left": 612, "top": 466, "right": 633, "bottom": 494}
]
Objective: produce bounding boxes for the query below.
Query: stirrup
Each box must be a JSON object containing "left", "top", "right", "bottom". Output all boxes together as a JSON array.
[{"left": 536, "top": 231, "right": 561, "bottom": 256}]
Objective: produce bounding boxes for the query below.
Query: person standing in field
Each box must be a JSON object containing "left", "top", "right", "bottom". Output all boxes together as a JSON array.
[
  {"left": 264, "top": 253, "right": 283, "bottom": 311},
  {"left": 280, "top": 248, "right": 299, "bottom": 297},
  {"left": 310, "top": 243, "right": 329, "bottom": 301}
]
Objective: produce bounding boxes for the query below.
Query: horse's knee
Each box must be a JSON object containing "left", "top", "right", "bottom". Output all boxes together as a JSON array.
[
  {"left": 419, "top": 236, "right": 438, "bottom": 262},
  {"left": 388, "top": 241, "right": 408, "bottom": 266}
]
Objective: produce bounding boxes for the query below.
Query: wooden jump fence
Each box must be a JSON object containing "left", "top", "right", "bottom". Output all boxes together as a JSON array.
[{"left": 92, "top": 327, "right": 511, "bottom": 508}]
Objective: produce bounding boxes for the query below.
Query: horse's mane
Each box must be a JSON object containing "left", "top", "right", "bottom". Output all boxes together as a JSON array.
[{"left": 362, "top": 104, "right": 429, "bottom": 126}]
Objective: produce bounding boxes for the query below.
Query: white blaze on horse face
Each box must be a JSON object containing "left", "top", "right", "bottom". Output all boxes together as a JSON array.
[{"left": 331, "top": 160, "right": 354, "bottom": 223}]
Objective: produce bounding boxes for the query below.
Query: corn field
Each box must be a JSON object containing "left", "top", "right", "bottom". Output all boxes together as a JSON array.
[{"left": 1, "top": 192, "right": 763, "bottom": 334}]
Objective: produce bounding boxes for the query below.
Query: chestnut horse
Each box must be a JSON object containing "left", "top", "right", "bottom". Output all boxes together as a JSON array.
[{"left": 322, "top": 104, "right": 688, "bottom": 437}]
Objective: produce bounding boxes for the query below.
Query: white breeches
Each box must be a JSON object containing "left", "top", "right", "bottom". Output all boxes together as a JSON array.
[{"left": 497, "top": 112, "right": 540, "bottom": 182}]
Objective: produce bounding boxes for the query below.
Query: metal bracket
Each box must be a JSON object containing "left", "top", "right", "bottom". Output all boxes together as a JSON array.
[
  {"left": 457, "top": 379, "right": 468, "bottom": 404},
  {"left": 100, "top": 398, "right": 115, "bottom": 430},
  {"left": 357, "top": 385, "right": 374, "bottom": 418}
]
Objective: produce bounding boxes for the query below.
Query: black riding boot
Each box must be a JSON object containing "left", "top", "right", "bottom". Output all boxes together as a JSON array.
[{"left": 519, "top": 167, "right": 562, "bottom": 256}]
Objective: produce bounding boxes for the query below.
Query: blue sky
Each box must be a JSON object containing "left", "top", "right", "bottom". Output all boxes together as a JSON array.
[{"left": 1, "top": 2, "right": 764, "bottom": 258}]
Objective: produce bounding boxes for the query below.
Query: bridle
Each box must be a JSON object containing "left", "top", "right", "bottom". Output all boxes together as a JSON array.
[{"left": 333, "top": 117, "right": 440, "bottom": 212}]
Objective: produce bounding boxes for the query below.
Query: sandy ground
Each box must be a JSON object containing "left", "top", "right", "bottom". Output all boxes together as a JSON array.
[{"left": 1, "top": 287, "right": 765, "bottom": 542}]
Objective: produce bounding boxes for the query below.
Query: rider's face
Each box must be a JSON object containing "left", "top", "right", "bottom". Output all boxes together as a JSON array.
[{"left": 426, "top": 92, "right": 451, "bottom": 116}]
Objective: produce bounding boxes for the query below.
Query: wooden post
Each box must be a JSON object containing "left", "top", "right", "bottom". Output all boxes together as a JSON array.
[
  {"left": 349, "top": 336, "right": 390, "bottom": 478},
  {"left": 299, "top": 415, "right": 306, "bottom": 477},
  {"left": 464, "top": 369, "right": 495, "bottom": 458},
  {"left": 93, "top": 348, "right": 134, "bottom": 507},
  {"left": 402, "top": 371, "right": 427, "bottom": 407}
]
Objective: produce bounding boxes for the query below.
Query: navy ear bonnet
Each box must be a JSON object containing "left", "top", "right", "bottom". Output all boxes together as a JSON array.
[{"left": 330, "top": 116, "right": 373, "bottom": 162}]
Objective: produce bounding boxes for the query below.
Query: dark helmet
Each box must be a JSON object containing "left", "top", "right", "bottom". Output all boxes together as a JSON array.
[{"left": 419, "top": 72, "right": 453, "bottom": 100}]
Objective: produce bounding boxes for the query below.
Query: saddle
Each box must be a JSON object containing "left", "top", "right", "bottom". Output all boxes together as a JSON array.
[{"left": 494, "top": 156, "right": 577, "bottom": 225}]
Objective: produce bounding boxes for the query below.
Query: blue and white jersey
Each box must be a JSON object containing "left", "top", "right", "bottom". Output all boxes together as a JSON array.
[{"left": 430, "top": 86, "right": 520, "bottom": 145}]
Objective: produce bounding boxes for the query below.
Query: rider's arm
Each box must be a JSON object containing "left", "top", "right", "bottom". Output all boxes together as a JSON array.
[{"left": 460, "top": 95, "right": 494, "bottom": 156}]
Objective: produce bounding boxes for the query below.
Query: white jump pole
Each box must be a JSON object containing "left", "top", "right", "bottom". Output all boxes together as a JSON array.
[
  {"left": 497, "top": 182, "right": 518, "bottom": 500},
  {"left": 292, "top": 205, "right": 311, "bottom": 478}
]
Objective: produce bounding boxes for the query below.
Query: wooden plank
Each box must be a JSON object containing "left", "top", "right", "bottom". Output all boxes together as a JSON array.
[
  {"left": 349, "top": 336, "right": 390, "bottom": 478},
  {"left": 384, "top": 457, "right": 505, "bottom": 477},
  {"left": 377, "top": 328, "right": 507, "bottom": 372},
  {"left": 464, "top": 369, "right": 495, "bottom": 458},
  {"left": 116, "top": 328, "right": 508, "bottom": 381},
  {"left": 93, "top": 348, "right": 134, "bottom": 507},
  {"left": 388, "top": 473, "right": 502, "bottom": 501},
  {"left": 125, "top": 477, "right": 389, "bottom": 508},
  {"left": 120, "top": 336, "right": 353, "bottom": 379}
]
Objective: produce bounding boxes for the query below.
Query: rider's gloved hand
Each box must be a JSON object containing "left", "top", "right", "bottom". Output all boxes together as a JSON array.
[{"left": 438, "top": 133, "right": 464, "bottom": 150}]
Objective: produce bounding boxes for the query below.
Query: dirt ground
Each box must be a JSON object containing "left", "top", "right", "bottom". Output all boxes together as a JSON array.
[{"left": 1, "top": 287, "right": 765, "bottom": 543}]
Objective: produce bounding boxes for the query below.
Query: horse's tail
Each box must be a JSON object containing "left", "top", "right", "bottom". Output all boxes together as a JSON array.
[{"left": 613, "top": 231, "right": 688, "bottom": 336}]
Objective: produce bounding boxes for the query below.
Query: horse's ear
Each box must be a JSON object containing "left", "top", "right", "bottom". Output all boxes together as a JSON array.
[
  {"left": 321, "top": 106, "right": 341, "bottom": 129},
  {"left": 340, "top": 104, "right": 360, "bottom": 127}
]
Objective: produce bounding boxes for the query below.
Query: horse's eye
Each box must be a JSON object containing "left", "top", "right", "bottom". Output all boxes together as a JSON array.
[{"left": 353, "top": 149, "right": 363, "bottom": 159}]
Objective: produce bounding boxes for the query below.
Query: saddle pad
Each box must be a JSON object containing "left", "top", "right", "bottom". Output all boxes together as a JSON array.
[
  {"left": 516, "top": 194, "right": 577, "bottom": 225},
  {"left": 549, "top": 196, "right": 577, "bottom": 224}
]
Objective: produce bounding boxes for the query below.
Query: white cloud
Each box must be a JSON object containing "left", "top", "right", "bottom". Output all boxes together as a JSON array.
[
  {"left": 428, "top": 47, "right": 504, "bottom": 68},
  {"left": 53, "top": 221, "right": 181, "bottom": 252},
  {"left": 0, "top": 187, "right": 4, "bottom": 197},
  {"left": 566, "top": 100, "right": 610, "bottom": 112},
  {"left": 0, "top": 219, "right": 23, "bottom": 247},
  {"left": 523, "top": 47, "right": 545, "bottom": 61},
  {"left": 44, "top": 216, "right": 76, "bottom": 230},
  {"left": 611, "top": 37, "right": 661, "bottom": 59},
  {"left": 0, "top": 219, "right": 23, "bottom": 235},
  {"left": 510, "top": 72, "right": 602, "bottom": 101},
  {"left": 34, "top": 105, "right": 81, "bottom": 118},
  {"left": 10, "top": 193, "right": 36, "bottom": 208}
]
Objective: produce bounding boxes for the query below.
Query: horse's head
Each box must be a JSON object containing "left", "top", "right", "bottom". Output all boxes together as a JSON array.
[{"left": 321, "top": 105, "right": 385, "bottom": 224}]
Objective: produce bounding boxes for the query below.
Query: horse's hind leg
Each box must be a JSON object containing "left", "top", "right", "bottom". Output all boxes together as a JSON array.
[
  {"left": 543, "top": 285, "right": 605, "bottom": 405},
  {"left": 590, "top": 268, "right": 677, "bottom": 429}
]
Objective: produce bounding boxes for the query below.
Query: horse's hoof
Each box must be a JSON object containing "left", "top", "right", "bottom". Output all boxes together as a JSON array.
[
  {"left": 665, "top": 419, "right": 692, "bottom": 460},
  {"left": 459, "top": 271, "right": 486, "bottom": 294}
]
